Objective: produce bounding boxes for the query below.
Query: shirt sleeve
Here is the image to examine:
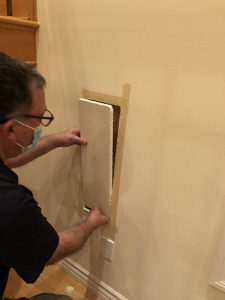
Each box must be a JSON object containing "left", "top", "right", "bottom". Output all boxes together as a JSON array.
[{"left": 0, "top": 188, "right": 59, "bottom": 283}]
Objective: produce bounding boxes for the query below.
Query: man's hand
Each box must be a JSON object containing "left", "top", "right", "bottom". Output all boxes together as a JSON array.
[
  {"left": 6, "top": 127, "right": 87, "bottom": 168},
  {"left": 86, "top": 206, "right": 109, "bottom": 231},
  {"left": 50, "top": 128, "right": 87, "bottom": 148},
  {"left": 47, "top": 206, "right": 109, "bottom": 265}
]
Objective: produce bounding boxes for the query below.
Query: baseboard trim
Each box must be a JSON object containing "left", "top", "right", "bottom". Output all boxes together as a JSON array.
[{"left": 60, "top": 258, "right": 127, "bottom": 300}]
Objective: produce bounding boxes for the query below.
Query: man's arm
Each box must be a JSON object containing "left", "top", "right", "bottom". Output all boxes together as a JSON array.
[
  {"left": 47, "top": 207, "right": 109, "bottom": 264},
  {"left": 6, "top": 128, "right": 87, "bottom": 168}
]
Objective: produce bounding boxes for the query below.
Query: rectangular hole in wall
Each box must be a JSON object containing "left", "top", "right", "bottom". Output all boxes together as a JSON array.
[{"left": 112, "top": 104, "right": 120, "bottom": 183}]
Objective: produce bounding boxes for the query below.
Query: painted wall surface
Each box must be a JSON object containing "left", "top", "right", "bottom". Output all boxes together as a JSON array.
[{"left": 16, "top": 1, "right": 225, "bottom": 299}]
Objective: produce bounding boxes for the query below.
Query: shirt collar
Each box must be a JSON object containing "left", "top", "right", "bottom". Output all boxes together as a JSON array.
[{"left": 0, "top": 159, "right": 18, "bottom": 184}]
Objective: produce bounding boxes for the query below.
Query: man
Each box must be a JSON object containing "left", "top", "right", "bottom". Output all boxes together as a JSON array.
[{"left": 0, "top": 53, "right": 109, "bottom": 300}]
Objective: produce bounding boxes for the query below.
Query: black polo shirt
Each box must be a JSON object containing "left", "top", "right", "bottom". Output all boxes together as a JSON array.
[{"left": 0, "top": 160, "right": 59, "bottom": 299}]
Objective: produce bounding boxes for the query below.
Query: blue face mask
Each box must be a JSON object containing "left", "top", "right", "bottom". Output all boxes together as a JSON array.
[{"left": 14, "top": 120, "right": 43, "bottom": 153}]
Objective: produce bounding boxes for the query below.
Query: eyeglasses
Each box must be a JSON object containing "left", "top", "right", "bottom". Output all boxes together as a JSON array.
[
  {"left": 23, "top": 109, "right": 54, "bottom": 127},
  {"left": 0, "top": 109, "right": 54, "bottom": 126}
]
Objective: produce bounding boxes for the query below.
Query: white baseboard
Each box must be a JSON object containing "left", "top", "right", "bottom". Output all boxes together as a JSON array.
[{"left": 60, "top": 258, "right": 127, "bottom": 300}]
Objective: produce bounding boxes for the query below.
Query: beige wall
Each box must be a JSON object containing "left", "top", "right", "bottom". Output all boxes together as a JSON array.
[{"left": 16, "top": 1, "right": 225, "bottom": 299}]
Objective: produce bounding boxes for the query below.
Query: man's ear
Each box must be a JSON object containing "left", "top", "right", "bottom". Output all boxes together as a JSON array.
[{"left": 1, "top": 120, "right": 17, "bottom": 142}]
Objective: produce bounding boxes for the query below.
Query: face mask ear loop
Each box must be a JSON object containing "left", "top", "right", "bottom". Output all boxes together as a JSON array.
[
  {"left": 13, "top": 120, "right": 36, "bottom": 152},
  {"left": 14, "top": 119, "right": 35, "bottom": 131},
  {"left": 14, "top": 141, "right": 26, "bottom": 150},
  {"left": 13, "top": 120, "right": 32, "bottom": 151},
  {"left": 14, "top": 124, "right": 43, "bottom": 153}
]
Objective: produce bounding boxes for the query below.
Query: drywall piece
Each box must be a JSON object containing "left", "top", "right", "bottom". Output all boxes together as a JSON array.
[
  {"left": 79, "top": 98, "right": 113, "bottom": 217},
  {"left": 80, "top": 85, "right": 130, "bottom": 241}
]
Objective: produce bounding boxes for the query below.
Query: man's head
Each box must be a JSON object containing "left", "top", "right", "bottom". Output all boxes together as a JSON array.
[
  {"left": 0, "top": 52, "right": 46, "bottom": 123},
  {"left": 0, "top": 53, "right": 53, "bottom": 160}
]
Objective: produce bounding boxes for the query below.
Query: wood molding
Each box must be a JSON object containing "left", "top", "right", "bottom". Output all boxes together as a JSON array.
[
  {"left": 12, "top": 0, "right": 37, "bottom": 21},
  {"left": 0, "top": 16, "right": 39, "bottom": 28},
  {"left": 0, "top": 0, "right": 38, "bottom": 64},
  {"left": 0, "top": 0, "right": 37, "bottom": 21},
  {"left": 0, "top": 16, "right": 39, "bottom": 63}
]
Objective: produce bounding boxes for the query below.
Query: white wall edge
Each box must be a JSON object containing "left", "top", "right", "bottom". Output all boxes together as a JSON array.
[{"left": 60, "top": 258, "right": 128, "bottom": 300}]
